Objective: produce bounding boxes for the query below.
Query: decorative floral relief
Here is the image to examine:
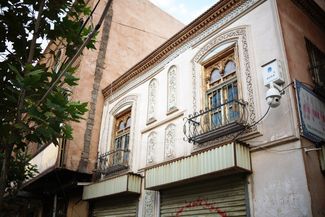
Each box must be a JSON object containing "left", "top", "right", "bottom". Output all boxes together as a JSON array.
[
  {"left": 143, "top": 190, "right": 156, "bottom": 217},
  {"left": 167, "top": 66, "right": 177, "bottom": 112},
  {"left": 165, "top": 124, "right": 176, "bottom": 158},
  {"left": 147, "top": 79, "right": 157, "bottom": 121},
  {"left": 147, "top": 132, "right": 157, "bottom": 164}
]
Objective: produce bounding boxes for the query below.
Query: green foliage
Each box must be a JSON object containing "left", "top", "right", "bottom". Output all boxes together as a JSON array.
[
  {"left": 0, "top": 150, "right": 38, "bottom": 197},
  {"left": 0, "top": 0, "right": 96, "bottom": 197}
]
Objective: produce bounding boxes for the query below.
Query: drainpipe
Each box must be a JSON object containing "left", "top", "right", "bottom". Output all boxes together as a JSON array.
[{"left": 52, "top": 194, "right": 57, "bottom": 217}]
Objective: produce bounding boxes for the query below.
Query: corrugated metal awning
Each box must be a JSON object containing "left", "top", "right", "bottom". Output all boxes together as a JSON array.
[
  {"left": 83, "top": 173, "right": 142, "bottom": 200},
  {"left": 145, "top": 142, "right": 251, "bottom": 190}
]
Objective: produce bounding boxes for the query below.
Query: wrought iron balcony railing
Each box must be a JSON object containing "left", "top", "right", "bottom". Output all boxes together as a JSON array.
[
  {"left": 96, "top": 149, "right": 130, "bottom": 177},
  {"left": 183, "top": 100, "right": 247, "bottom": 144}
]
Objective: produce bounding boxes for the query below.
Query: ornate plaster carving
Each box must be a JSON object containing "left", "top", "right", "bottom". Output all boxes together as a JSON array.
[
  {"left": 165, "top": 124, "right": 176, "bottom": 158},
  {"left": 192, "top": 27, "right": 256, "bottom": 133},
  {"left": 110, "top": 95, "right": 137, "bottom": 115},
  {"left": 143, "top": 190, "right": 156, "bottom": 217},
  {"left": 147, "top": 132, "right": 157, "bottom": 164},
  {"left": 147, "top": 79, "right": 158, "bottom": 122},
  {"left": 167, "top": 65, "right": 177, "bottom": 112}
]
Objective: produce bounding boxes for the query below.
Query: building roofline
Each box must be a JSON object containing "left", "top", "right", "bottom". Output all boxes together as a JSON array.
[{"left": 102, "top": 0, "right": 243, "bottom": 98}]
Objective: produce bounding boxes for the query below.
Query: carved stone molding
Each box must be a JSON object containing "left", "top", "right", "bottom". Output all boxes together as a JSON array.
[
  {"left": 165, "top": 124, "right": 176, "bottom": 158},
  {"left": 147, "top": 132, "right": 157, "bottom": 164},
  {"left": 143, "top": 190, "right": 157, "bottom": 217},
  {"left": 192, "top": 27, "right": 256, "bottom": 132},
  {"left": 167, "top": 65, "right": 177, "bottom": 112},
  {"left": 147, "top": 79, "right": 158, "bottom": 122},
  {"left": 100, "top": 95, "right": 137, "bottom": 154},
  {"left": 110, "top": 95, "right": 138, "bottom": 116}
]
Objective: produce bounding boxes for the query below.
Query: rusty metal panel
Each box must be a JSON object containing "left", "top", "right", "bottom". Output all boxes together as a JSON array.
[
  {"left": 83, "top": 174, "right": 142, "bottom": 200},
  {"left": 146, "top": 143, "right": 249, "bottom": 189},
  {"left": 236, "top": 143, "right": 251, "bottom": 171},
  {"left": 160, "top": 176, "right": 247, "bottom": 217},
  {"left": 128, "top": 174, "right": 142, "bottom": 193}
]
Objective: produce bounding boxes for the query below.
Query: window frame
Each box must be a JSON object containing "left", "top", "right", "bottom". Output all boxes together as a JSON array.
[
  {"left": 305, "top": 38, "right": 325, "bottom": 97},
  {"left": 202, "top": 46, "right": 242, "bottom": 127},
  {"left": 109, "top": 108, "right": 132, "bottom": 166}
]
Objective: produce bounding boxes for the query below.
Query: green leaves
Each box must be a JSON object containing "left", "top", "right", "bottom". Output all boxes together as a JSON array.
[
  {"left": 0, "top": 0, "right": 95, "bottom": 197},
  {"left": 64, "top": 67, "right": 79, "bottom": 86},
  {"left": 0, "top": 150, "right": 38, "bottom": 196}
]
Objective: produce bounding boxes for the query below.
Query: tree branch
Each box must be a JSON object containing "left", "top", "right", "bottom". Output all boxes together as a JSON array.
[
  {"left": 36, "top": 0, "right": 113, "bottom": 106},
  {"left": 27, "top": 0, "right": 46, "bottom": 65}
]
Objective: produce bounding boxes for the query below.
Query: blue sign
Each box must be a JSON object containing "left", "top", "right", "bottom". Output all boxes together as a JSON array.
[{"left": 296, "top": 80, "right": 325, "bottom": 143}]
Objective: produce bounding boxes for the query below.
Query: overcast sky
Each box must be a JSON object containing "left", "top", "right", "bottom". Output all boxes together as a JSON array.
[{"left": 149, "top": 0, "right": 218, "bottom": 24}]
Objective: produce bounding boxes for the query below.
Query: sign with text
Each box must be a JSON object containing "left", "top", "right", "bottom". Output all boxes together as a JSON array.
[{"left": 296, "top": 80, "right": 325, "bottom": 142}]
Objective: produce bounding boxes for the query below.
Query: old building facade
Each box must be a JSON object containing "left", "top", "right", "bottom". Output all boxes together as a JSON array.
[{"left": 83, "top": 0, "right": 325, "bottom": 216}]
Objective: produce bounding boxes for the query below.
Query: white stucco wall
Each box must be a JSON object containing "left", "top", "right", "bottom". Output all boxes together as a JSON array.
[
  {"left": 97, "top": 0, "right": 312, "bottom": 216},
  {"left": 251, "top": 142, "right": 312, "bottom": 217}
]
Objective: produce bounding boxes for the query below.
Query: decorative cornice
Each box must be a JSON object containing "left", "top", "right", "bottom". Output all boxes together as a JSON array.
[{"left": 102, "top": 0, "right": 245, "bottom": 98}]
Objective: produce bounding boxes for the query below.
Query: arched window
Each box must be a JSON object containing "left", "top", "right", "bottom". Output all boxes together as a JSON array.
[
  {"left": 126, "top": 117, "right": 131, "bottom": 128},
  {"left": 167, "top": 66, "right": 177, "bottom": 112},
  {"left": 210, "top": 68, "right": 221, "bottom": 83},
  {"left": 224, "top": 60, "right": 236, "bottom": 76},
  {"left": 165, "top": 124, "right": 176, "bottom": 158},
  {"left": 112, "top": 109, "right": 131, "bottom": 166},
  {"left": 118, "top": 121, "right": 125, "bottom": 131},
  {"left": 147, "top": 79, "right": 158, "bottom": 123},
  {"left": 205, "top": 47, "right": 239, "bottom": 127}
]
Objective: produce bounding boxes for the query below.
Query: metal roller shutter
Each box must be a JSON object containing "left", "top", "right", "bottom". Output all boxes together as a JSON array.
[
  {"left": 92, "top": 197, "right": 138, "bottom": 217},
  {"left": 160, "top": 176, "right": 248, "bottom": 217}
]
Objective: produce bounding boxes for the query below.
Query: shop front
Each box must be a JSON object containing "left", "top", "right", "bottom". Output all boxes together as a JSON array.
[
  {"left": 83, "top": 173, "right": 142, "bottom": 217},
  {"left": 145, "top": 142, "right": 251, "bottom": 217}
]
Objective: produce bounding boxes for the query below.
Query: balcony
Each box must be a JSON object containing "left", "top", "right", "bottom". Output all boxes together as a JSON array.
[
  {"left": 184, "top": 100, "right": 247, "bottom": 144},
  {"left": 96, "top": 149, "right": 130, "bottom": 177}
]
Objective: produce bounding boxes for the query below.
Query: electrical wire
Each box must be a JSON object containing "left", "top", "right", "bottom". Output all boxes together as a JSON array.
[
  {"left": 39, "top": 0, "right": 101, "bottom": 65},
  {"left": 78, "top": 0, "right": 101, "bottom": 36},
  {"left": 279, "top": 81, "right": 294, "bottom": 94},
  {"left": 35, "top": 0, "right": 113, "bottom": 106},
  {"left": 231, "top": 81, "right": 293, "bottom": 143},
  {"left": 231, "top": 81, "right": 321, "bottom": 153},
  {"left": 231, "top": 105, "right": 271, "bottom": 142},
  {"left": 250, "top": 144, "right": 315, "bottom": 154}
]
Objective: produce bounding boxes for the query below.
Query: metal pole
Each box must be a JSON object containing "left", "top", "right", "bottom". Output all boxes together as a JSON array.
[{"left": 52, "top": 194, "right": 57, "bottom": 217}]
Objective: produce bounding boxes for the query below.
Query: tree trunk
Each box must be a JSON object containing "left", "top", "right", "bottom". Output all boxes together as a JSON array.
[{"left": 0, "top": 144, "right": 13, "bottom": 208}]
